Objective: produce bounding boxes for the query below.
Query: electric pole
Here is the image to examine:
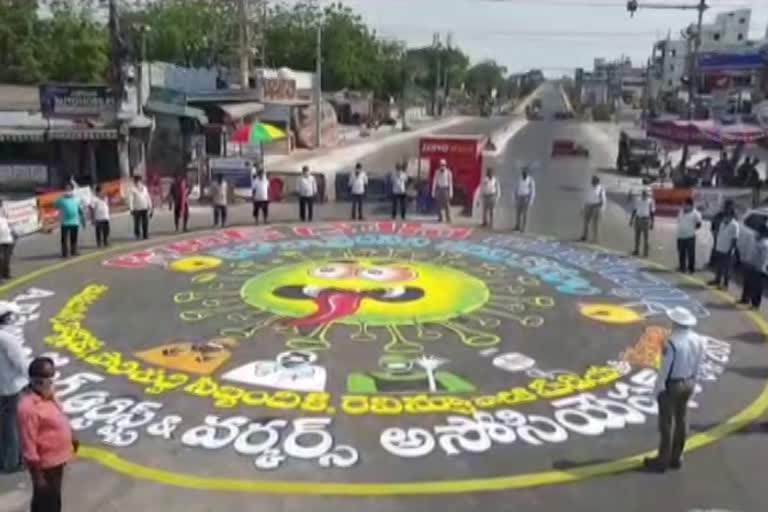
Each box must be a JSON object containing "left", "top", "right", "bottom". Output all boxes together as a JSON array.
[
  {"left": 108, "top": 0, "right": 131, "bottom": 180},
  {"left": 238, "top": 0, "right": 250, "bottom": 88},
  {"left": 432, "top": 33, "right": 441, "bottom": 117},
  {"left": 315, "top": 25, "right": 322, "bottom": 149},
  {"left": 444, "top": 32, "right": 452, "bottom": 103}
]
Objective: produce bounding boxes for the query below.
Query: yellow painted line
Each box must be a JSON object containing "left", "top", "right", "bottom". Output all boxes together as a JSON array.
[{"left": 4, "top": 235, "right": 768, "bottom": 495}]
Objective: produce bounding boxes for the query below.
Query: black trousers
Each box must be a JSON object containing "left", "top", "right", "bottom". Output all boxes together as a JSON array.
[
  {"left": 299, "top": 197, "right": 314, "bottom": 221},
  {"left": 253, "top": 201, "right": 269, "bottom": 223},
  {"left": 30, "top": 464, "right": 64, "bottom": 512},
  {"left": 392, "top": 194, "right": 406, "bottom": 219},
  {"left": 713, "top": 250, "right": 733, "bottom": 286},
  {"left": 676, "top": 237, "right": 695, "bottom": 273},
  {"left": 741, "top": 266, "right": 765, "bottom": 308},
  {"left": 94, "top": 220, "right": 110, "bottom": 247},
  {"left": 60, "top": 225, "right": 78, "bottom": 257},
  {"left": 213, "top": 205, "right": 228, "bottom": 227},
  {"left": 173, "top": 203, "right": 189, "bottom": 232},
  {"left": 132, "top": 210, "right": 149, "bottom": 240},
  {"left": 0, "top": 243, "right": 12, "bottom": 278},
  {"left": 351, "top": 194, "right": 364, "bottom": 220}
]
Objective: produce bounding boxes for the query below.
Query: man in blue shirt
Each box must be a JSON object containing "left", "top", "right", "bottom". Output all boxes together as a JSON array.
[
  {"left": 53, "top": 183, "right": 85, "bottom": 258},
  {"left": 644, "top": 307, "right": 704, "bottom": 472}
]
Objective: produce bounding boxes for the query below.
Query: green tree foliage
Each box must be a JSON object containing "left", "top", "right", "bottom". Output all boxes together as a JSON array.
[{"left": 465, "top": 60, "right": 508, "bottom": 98}]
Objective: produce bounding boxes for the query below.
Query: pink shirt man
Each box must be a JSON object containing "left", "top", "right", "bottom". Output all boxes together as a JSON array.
[{"left": 17, "top": 391, "right": 73, "bottom": 469}]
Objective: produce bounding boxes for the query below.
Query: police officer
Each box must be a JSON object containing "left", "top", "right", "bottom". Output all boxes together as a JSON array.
[{"left": 644, "top": 307, "right": 704, "bottom": 472}]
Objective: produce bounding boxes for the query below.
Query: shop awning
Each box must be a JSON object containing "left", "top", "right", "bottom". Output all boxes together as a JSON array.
[
  {"left": 219, "top": 102, "right": 264, "bottom": 121},
  {"left": 0, "top": 128, "right": 46, "bottom": 142},
  {"left": 145, "top": 101, "right": 208, "bottom": 125},
  {"left": 48, "top": 128, "right": 118, "bottom": 140}
]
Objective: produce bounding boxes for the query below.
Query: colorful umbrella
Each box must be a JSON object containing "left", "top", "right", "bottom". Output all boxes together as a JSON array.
[{"left": 230, "top": 122, "right": 286, "bottom": 144}]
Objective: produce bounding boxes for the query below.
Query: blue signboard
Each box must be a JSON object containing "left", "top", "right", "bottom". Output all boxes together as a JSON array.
[{"left": 698, "top": 52, "right": 766, "bottom": 71}]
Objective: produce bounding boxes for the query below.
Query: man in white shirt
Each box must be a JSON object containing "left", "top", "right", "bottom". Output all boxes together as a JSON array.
[
  {"left": 348, "top": 162, "right": 368, "bottom": 221},
  {"left": 581, "top": 175, "right": 606, "bottom": 243},
  {"left": 644, "top": 307, "right": 703, "bottom": 472},
  {"left": 708, "top": 208, "right": 739, "bottom": 289},
  {"left": 0, "top": 201, "right": 15, "bottom": 279},
  {"left": 740, "top": 220, "right": 768, "bottom": 309},
  {"left": 514, "top": 167, "right": 535, "bottom": 232},
  {"left": 391, "top": 163, "right": 408, "bottom": 220},
  {"left": 630, "top": 187, "right": 655, "bottom": 257},
  {"left": 431, "top": 159, "right": 453, "bottom": 223},
  {"left": 91, "top": 185, "right": 111, "bottom": 248},
  {"left": 297, "top": 166, "right": 318, "bottom": 222},
  {"left": 128, "top": 175, "right": 153, "bottom": 240},
  {"left": 0, "top": 301, "right": 26, "bottom": 473},
  {"left": 252, "top": 167, "right": 270, "bottom": 225},
  {"left": 676, "top": 198, "right": 702, "bottom": 273},
  {"left": 211, "top": 174, "right": 229, "bottom": 228},
  {"left": 481, "top": 167, "right": 502, "bottom": 229}
]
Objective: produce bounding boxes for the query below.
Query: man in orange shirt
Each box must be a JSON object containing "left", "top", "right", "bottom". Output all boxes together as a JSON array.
[{"left": 17, "top": 357, "right": 78, "bottom": 512}]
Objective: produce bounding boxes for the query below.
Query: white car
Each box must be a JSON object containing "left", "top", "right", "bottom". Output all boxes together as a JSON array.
[{"left": 737, "top": 208, "right": 768, "bottom": 264}]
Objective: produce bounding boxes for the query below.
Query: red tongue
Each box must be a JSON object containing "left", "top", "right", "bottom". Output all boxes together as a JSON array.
[{"left": 289, "top": 290, "right": 363, "bottom": 328}]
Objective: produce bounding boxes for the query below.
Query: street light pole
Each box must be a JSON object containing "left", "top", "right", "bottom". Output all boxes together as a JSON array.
[{"left": 315, "top": 25, "right": 322, "bottom": 149}]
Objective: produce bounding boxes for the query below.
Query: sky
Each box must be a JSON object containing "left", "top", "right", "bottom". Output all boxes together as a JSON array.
[{"left": 326, "top": 0, "right": 768, "bottom": 74}]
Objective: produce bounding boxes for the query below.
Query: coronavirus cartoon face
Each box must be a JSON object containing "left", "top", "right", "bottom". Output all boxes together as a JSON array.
[{"left": 241, "top": 258, "right": 489, "bottom": 327}]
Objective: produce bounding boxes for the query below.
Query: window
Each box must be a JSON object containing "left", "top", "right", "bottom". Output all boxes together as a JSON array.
[
  {"left": 713, "top": 33, "right": 720, "bottom": 41},
  {"left": 667, "top": 80, "right": 673, "bottom": 87},
  {"left": 739, "top": 17, "right": 746, "bottom": 24},
  {"left": 670, "top": 64, "right": 675, "bottom": 72},
  {"left": 671, "top": 49, "right": 677, "bottom": 57},
  {"left": 737, "top": 33, "right": 744, "bottom": 41}
]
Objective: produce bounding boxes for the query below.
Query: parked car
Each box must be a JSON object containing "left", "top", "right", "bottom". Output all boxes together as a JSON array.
[
  {"left": 736, "top": 208, "right": 768, "bottom": 265},
  {"left": 551, "top": 139, "right": 590, "bottom": 157},
  {"left": 553, "top": 111, "right": 574, "bottom": 120}
]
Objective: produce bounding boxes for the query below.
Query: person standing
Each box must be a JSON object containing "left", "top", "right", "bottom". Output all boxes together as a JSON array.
[
  {"left": 348, "top": 163, "right": 368, "bottom": 221},
  {"left": 481, "top": 168, "right": 502, "bottom": 228},
  {"left": 391, "top": 163, "right": 408, "bottom": 220},
  {"left": 630, "top": 187, "right": 655, "bottom": 257},
  {"left": 252, "top": 168, "right": 270, "bottom": 225},
  {"left": 0, "top": 201, "right": 15, "bottom": 279},
  {"left": 740, "top": 222, "right": 768, "bottom": 309},
  {"left": 168, "top": 174, "right": 190, "bottom": 233},
  {"left": 514, "top": 167, "right": 535, "bottom": 232},
  {"left": 0, "top": 301, "right": 25, "bottom": 474},
  {"left": 708, "top": 208, "right": 739, "bottom": 290},
  {"left": 211, "top": 174, "right": 229, "bottom": 228},
  {"left": 90, "top": 186, "right": 111, "bottom": 248},
  {"left": 581, "top": 176, "right": 606, "bottom": 243},
  {"left": 709, "top": 199, "right": 735, "bottom": 268},
  {"left": 17, "top": 356, "right": 78, "bottom": 512},
  {"left": 297, "top": 166, "right": 318, "bottom": 222},
  {"left": 675, "top": 198, "right": 702, "bottom": 274},
  {"left": 643, "top": 307, "right": 703, "bottom": 473},
  {"left": 749, "top": 158, "right": 762, "bottom": 208},
  {"left": 128, "top": 175, "right": 152, "bottom": 240},
  {"left": 52, "top": 183, "right": 85, "bottom": 258},
  {"left": 431, "top": 159, "right": 453, "bottom": 223}
]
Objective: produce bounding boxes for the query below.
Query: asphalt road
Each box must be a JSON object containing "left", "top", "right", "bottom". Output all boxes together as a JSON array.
[{"left": 0, "top": 84, "right": 766, "bottom": 512}]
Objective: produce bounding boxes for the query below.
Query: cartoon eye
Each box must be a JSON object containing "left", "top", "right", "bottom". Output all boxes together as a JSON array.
[
  {"left": 357, "top": 266, "right": 416, "bottom": 283},
  {"left": 309, "top": 264, "right": 356, "bottom": 279}
]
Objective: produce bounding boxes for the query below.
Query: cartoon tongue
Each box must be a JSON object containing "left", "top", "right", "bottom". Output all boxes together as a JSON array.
[{"left": 289, "top": 290, "right": 364, "bottom": 328}]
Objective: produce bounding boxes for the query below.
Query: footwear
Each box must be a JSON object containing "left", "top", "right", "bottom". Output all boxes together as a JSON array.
[
  {"left": 738, "top": 300, "right": 749, "bottom": 305},
  {"left": 707, "top": 280, "right": 718, "bottom": 286},
  {"left": 579, "top": 237, "right": 587, "bottom": 242},
  {"left": 643, "top": 457, "right": 667, "bottom": 473},
  {"left": 669, "top": 460, "right": 682, "bottom": 470},
  {"left": 631, "top": 251, "right": 639, "bottom": 256}
]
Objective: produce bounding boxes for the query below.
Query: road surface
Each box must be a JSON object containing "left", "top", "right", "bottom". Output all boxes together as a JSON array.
[{"left": 0, "top": 83, "right": 765, "bottom": 512}]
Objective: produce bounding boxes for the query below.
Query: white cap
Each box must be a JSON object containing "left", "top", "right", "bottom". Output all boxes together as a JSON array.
[
  {"left": 666, "top": 306, "right": 697, "bottom": 327},
  {"left": 0, "top": 301, "right": 20, "bottom": 316},
  {"left": 439, "top": 159, "right": 447, "bottom": 166}
]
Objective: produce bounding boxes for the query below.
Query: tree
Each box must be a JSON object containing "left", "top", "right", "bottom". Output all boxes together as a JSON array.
[{"left": 465, "top": 60, "right": 508, "bottom": 98}]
